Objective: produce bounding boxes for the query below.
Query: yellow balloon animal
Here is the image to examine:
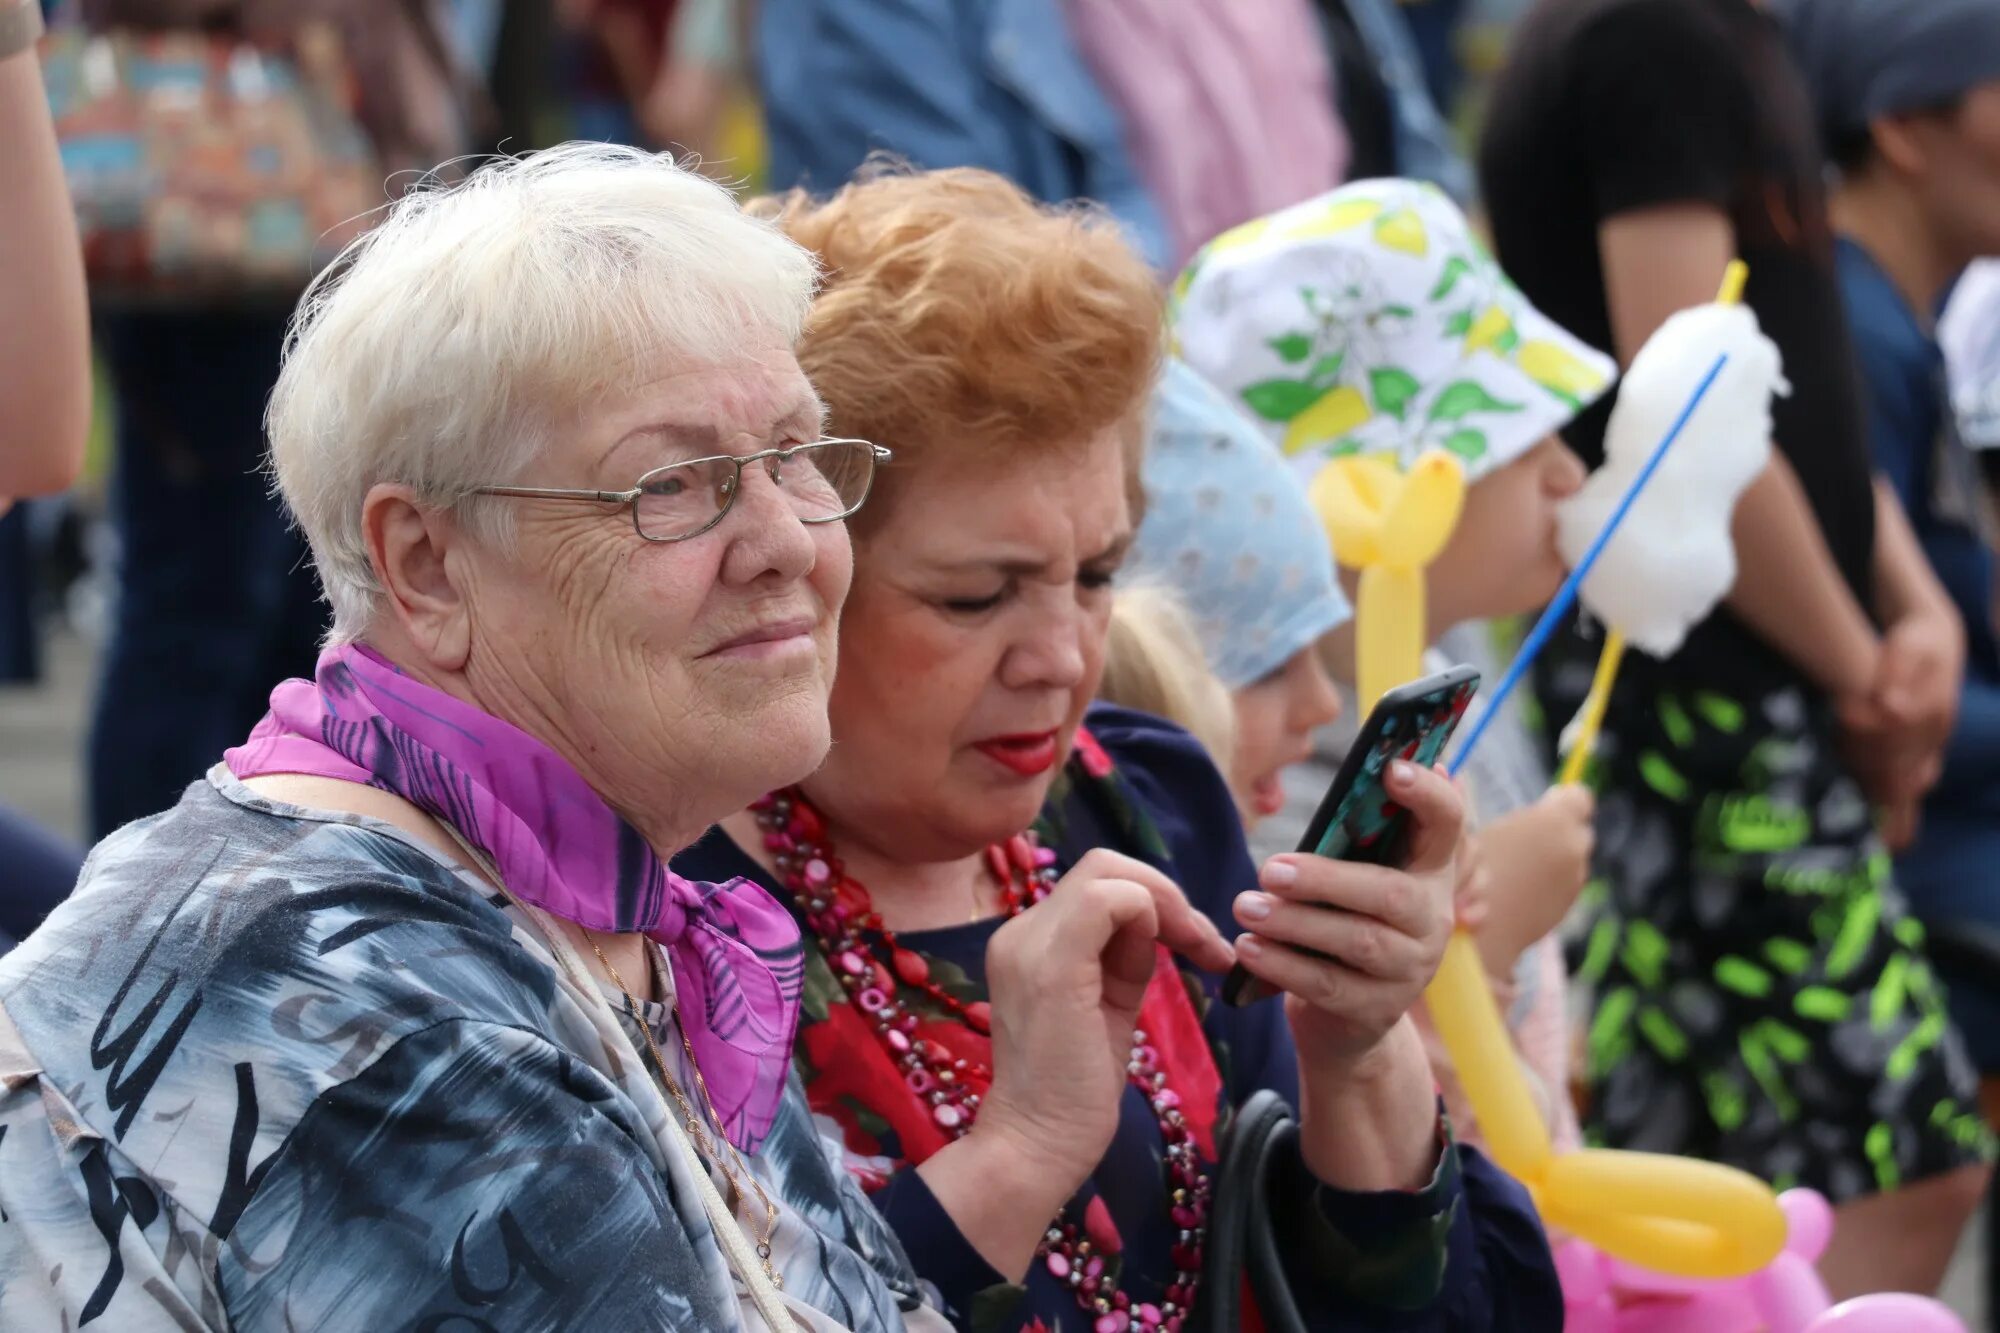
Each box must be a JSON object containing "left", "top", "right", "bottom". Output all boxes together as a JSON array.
[
  {"left": 1308, "top": 418, "right": 1786, "bottom": 1280},
  {"left": 1308, "top": 450, "right": 1465, "bottom": 710}
]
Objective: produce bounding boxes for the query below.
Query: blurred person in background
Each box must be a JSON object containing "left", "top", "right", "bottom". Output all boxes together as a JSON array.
[
  {"left": 1480, "top": 0, "right": 1993, "bottom": 1296},
  {"left": 1941, "top": 260, "right": 2000, "bottom": 466},
  {"left": 552, "top": 0, "right": 669, "bottom": 145},
  {"left": 636, "top": 0, "right": 752, "bottom": 166},
  {"left": 0, "top": 0, "right": 90, "bottom": 948},
  {"left": 752, "top": 0, "right": 1387, "bottom": 271},
  {"left": 752, "top": 0, "right": 1476, "bottom": 273},
  {"left": 77, "top": 0, "right": 483, "bottom": 839},
  {"left": 0, "top": 1, "right": 86, "bottom": 513},
  {"left": 1397, "top": 0, "right": 1470, "bottom": 116},
  {"left": 1060, "top": 0, "right": 1348, "bottom": 268},
  {"left": 1312, "top": 0, "right": 1474, "bottom": 196},
  {"left": 1783, "top": 0, "right": 2000, "bottom": 1080},
  {"left": 753, "top": 0, "right": 1170, "bottom": 265}
]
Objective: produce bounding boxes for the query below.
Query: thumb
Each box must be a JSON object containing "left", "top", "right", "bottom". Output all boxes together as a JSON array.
[{"left": 1389, "top": 760, "right": 1466, "bottom": 877}]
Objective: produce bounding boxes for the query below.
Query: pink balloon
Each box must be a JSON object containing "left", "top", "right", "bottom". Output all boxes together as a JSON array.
[
  {"left": 1808, "top": 1294, "right": 1964, "bottom": 1333},
  {"left": 1777, "top": 1189, "right": 1834, "bottom": 1263},
  {"left": 1554, "top": 1191, "right": 1967, "bottom": 1333},
  {"left": 1556, "top": 1241, "right": 1611, "bottom": 1303},
  {"left": 1745, "top": 1254, "right": 1829, "bottom": 1331},
  {"left": 1600, "top": 1260, "right": 1716, "bottom": 1298}
]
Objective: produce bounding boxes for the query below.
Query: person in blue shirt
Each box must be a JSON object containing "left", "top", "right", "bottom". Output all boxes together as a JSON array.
[
  {"left": 1784, "top": 0, "right": 2000, "bottom": 1072},
  {"left": 752, "top": 0, "right": 1473, "bottom": 274},
  {"left": 756, "top": 0, "right": 1171, "bottom": 265}
]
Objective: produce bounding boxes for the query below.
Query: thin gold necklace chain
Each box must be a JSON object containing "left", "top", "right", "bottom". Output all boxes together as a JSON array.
[{"left": 588, "top": 936, "right": 784, "bottom": 1290}]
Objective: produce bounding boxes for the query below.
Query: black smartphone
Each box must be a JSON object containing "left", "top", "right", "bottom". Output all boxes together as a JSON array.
[{"left": 1221, "top": 663, "right": 1482, "bottom": 1007}]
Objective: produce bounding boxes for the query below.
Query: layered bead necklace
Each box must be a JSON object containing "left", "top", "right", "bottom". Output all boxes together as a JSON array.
[{"left": 752, "top": 788, "right": 1210, "bottom": 1333}]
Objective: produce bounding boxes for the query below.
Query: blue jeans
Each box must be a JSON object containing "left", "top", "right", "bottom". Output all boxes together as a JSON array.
[
  {"left": 1397, "top": 0, "right": 1469, "bottom": 115},
  {"left": 0, "top": 803, "right": 80, "bottom": 946},
  {"left": 87, "top": 311, "right": 325, "bottom": 840}
]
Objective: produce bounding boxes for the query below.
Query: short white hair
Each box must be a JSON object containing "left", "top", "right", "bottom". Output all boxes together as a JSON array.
[{"left": 267, "top": 142, "right": 820, "bottom": 643}]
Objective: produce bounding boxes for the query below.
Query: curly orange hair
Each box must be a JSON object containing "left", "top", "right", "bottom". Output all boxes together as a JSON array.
[{"left": 752, "top": 166, "right": 1164, "bottom": 533}]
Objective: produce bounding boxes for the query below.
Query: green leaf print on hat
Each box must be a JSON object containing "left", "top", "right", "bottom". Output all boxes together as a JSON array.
[
  {"left": 1268, "top": 332, "right": 1313, "bottom": 364},
  {"left": 1369, "top": 367, "right": 1423, "bottom": 421},
  {"left": 1430, "top": 256, "right": 1473, "bottom": 303},
  {"left": 1242, "top": 377, "right": 1324, "bottom": 423},
  {"left": 1429, "top": 380, "right": 1522, "bottom": 423},
  {"left": 1441, "top": 429, "right": 1489, "bottom": 463}
]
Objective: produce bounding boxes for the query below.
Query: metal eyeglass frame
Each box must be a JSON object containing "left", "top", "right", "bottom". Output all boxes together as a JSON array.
[{"left": 472, "top": 439, "right": 892, "bottom": 543}]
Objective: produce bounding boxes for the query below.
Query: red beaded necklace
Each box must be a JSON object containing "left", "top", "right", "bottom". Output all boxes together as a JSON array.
[{"left": 752, "top": 787, "right": 1209, "bottom": 1333}]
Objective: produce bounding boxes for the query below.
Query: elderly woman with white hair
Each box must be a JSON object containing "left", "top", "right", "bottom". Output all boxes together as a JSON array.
[{"left": 0, "top": 144, "right": 1232, "bottom": 1332}]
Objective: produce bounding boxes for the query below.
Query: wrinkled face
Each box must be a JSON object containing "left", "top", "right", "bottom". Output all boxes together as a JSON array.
[
  {"left": 804, "top": 430, "right": 1133, "bottom": 862},
  {"left": 1903, "top": 84, "right": 2000, "bottom": 261},
  {"left": 459, "top": 337, "right": 854, "bottom": 838},
  {"left": 1229, "top": 647, "right": 1344, "bottom": 828},
  {"left": 1429, "top": 435, "right": 1586, "bottom": 629}
]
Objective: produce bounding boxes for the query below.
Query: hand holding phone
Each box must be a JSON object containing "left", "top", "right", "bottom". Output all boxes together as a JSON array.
[{"left": 1223, "top": 665, "right": 1480, "bottom": 1008}]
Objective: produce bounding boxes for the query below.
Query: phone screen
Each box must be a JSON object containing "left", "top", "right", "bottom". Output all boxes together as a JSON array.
[{"left": 1221, "top": 664, "right": 1481, "bottom": 1007}]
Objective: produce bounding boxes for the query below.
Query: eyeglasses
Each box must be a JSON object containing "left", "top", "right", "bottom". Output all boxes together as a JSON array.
[{"left": 472, "top": 438, "right": 891, "bottom": 543}]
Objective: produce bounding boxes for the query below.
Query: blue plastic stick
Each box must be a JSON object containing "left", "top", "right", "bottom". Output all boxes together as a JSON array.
[{"left": 1449, "top": 351, "right": 1732, "bottom": 776}]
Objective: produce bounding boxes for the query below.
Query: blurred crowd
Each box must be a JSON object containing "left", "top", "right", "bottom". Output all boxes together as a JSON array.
[{"left": 5, "top": 0, "right": 2000, "bottom": 1326}]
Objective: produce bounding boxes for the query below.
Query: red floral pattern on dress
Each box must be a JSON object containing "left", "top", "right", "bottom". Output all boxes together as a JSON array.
[
  {"left": 1072, "top": 726, "right": 1115, "bottom": 778},
  {"left": 800, "top": 999, "right": 950, "bottom": 1168}
]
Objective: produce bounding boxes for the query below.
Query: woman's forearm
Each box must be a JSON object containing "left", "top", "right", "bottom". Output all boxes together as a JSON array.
[
  {"left": 1872, "top": 479, "right": 1956, "bottom": 627},
  {"left": 1725, "top": 454, "right": 1880, "bottom": 700},
  {"left": 914, "top": 1123, "right": 1082, "bottom": 1283},
  {"left": 1296, "top": 1016, "right": 1442, "bottom": 1193},
  {"left": 0, "top": 46, "right": 90, "bottom": 500}
]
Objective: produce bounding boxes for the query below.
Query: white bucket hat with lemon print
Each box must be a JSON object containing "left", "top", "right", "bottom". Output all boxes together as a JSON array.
[{"left": 1169, "top": 179, "right": 1617, "bottom": 485}]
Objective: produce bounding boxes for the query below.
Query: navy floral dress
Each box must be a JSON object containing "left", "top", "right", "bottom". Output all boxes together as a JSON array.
[{"left": 677, "top": 705, "right": 1562, "bottom": 1331}]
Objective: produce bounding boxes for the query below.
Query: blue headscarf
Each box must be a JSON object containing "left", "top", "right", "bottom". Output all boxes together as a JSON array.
[{"left": 1128, "top": 360, "right": 1353, "bottom": 690}]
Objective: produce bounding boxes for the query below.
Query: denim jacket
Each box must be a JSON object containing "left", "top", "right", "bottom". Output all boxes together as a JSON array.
[
  {"left": 1328, "top": 0, "right": 1474, "bottom": 202},
  {"left": 755, "top": 0, "right": 1469, "bottom": 270},
  {"left": 756, "top": 0, "right": 1171, "bottom": 267}
]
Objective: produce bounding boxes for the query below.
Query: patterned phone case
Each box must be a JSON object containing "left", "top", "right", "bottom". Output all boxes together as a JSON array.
[{"left": 1307, "top": 674, "right": 1479, "bottom": 864}]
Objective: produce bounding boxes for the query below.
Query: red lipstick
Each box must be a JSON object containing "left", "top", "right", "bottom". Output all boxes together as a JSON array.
[{"left": 974, "top": 730, "right": 1061, "bottom": 777}]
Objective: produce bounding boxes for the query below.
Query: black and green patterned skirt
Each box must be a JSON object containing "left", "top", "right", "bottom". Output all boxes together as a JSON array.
[{"left": 1557, "top": 672, "right": 1992, "bottom": 1202}]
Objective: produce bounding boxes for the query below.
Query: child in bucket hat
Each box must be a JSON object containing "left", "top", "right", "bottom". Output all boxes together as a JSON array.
[
  {"left": 1102, "top": 354, "right": 1586, "bottom": 1158},
  {"left": 1166, "top": 180, "right": 1613, "bottom": 1156}
]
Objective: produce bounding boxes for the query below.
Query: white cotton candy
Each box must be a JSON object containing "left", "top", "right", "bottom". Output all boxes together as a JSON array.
[{"left": 1556, "top": 304, "right": 1788, "bottom": 658}]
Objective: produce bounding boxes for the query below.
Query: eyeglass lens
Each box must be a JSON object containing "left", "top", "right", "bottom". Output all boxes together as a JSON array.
[{"left": 633, "top": 440, "right": 874, "bottom": 540}]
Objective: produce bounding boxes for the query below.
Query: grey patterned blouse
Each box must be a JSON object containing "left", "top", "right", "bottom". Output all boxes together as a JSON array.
[{"left": 0, "top": 770, "right": 952, "bottom": 1331}]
